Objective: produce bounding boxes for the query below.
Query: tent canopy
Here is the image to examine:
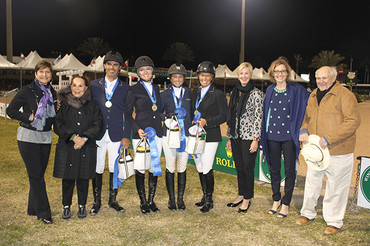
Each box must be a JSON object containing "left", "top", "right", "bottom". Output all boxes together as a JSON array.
[
  {"left": 17, "top": 51, "right": 43, "bottom": 69},
  {"left": 215, "top": 64, "right": 237, "bottom": 78},
  {"left": 0, "top": 55, "right": 19, "bottom": 69},
  {"left": 53, "top": 53, "right": 89, "bottom": 71}
]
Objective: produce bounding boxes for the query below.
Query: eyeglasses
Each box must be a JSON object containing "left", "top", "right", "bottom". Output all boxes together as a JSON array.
[{"left": 273, "top": 70, "right": 288, "bottom": 74}]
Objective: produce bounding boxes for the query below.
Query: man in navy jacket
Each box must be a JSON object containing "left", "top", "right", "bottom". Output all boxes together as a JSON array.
[{"left": 90, "top": 51, "right": 131, "bottom": 215}]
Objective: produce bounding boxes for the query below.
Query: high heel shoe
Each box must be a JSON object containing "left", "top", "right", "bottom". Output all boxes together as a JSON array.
[
  {"left": 40, "top": 218, "right": 54, "bottom": 224},
  {"left": 277, "top": 204, "right": 289, "bottom": 218},
  {"left": 268, "top": 200, "right": 281, "bottom": 214},
  {"left": 227, "top": 200, "right": 243, "bottom": 207},
  {"left": 238, "top": 200, "right": 251, "bottom": 214}
]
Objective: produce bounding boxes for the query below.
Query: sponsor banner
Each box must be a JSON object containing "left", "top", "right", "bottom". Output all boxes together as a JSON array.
[
  {"left": 188, "top": 137, "right": 286, "bottom": 185},
  {"left": 357, "top": 156, "right": 370, "bottom": 209}
]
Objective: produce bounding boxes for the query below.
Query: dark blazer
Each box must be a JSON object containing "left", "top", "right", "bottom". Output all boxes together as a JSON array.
[
  {"left": 6, "top": 80, "right": 57, "bottom": 132},
  {"left": 125, "top": 82, "right": 163, "bottom": 139},
  {"left": 53, "top": 88, "right": 103, "bottom": 179},
  {"left": 191, "top": 84, "right": 228, "bottom": 142},
  {"left": 91, "top": 77, "right": 131, "bottom": 141},
  {"left": 160, "top": 85, "right": 192, "bottom": 136}
]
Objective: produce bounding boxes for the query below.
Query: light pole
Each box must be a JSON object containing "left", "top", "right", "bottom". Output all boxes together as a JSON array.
[
  {"left": 6, "top": 0, "right": 13, "bottom": 62},
  {"left": 239, "top": 0, "right": 245, "bottom": 64}
]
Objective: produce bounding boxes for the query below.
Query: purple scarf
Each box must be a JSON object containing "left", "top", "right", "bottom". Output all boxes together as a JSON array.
[{"left": 30, "top": 79, "right": 56, "bottom": 130}]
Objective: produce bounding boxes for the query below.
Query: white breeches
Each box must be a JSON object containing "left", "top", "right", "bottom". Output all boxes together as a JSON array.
[{"left": 193, "top": 142, "right": 219, "bottom": 175}]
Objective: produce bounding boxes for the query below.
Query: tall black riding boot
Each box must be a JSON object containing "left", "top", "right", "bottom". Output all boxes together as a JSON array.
[
  {"left": 135, "top": 170, "right": 150, "bottom": 214},
  {"left": 148, "top": 172, "right": 160, "bottom": 212},
  {"left": 166, "top": 169, "right": 177, "bottom": 211},
  {"left": 195, "top": 172, "right": 206, "bottom": 207},
  {"left": 108, "top": 172, "right": 125, "bottom": 213},
  {"left": 200, "top": 169, "right": 214, "bottom": 213},
  {"left": 90, "top": 173, "right": 102, "bottom": 215},
  {"left": 177, "top": 171, "right": 186, "bottom": 210}
]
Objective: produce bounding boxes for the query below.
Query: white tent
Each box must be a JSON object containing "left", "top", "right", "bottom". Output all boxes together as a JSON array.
[
  {"left": 53, "top": 53, "right": 89, "bottom": 71},
  {"left": 252, "top": 67, "right": 269, "bottom": 80},
  {"left": 0, "top": 55, "right": 19, "bottom": 69},
  {"left": 17, "top": 51, "right": 43, "bottom": 69},
  {"left": 86, "top": 56, "right": 105, "bottom": 72},
  {"left": 215, "top": 64, "right": 237, "bottom": 78},
  {"left": 290, "top": 70, "right": 308, "bottom": 83}
]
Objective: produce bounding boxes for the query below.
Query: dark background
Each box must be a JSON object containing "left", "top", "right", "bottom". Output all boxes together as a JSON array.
[{"left": 1, "top": 0, "right": 369, "bottom": 72}]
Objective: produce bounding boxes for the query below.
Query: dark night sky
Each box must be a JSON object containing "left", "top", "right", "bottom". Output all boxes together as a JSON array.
[{"left": 1, "top": 0, "right": 369, "bottom": 72}]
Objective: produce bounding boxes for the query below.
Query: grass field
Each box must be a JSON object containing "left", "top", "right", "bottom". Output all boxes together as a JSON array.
[{"left": 0, "top": 119, "right": 369, "bottom": 245}]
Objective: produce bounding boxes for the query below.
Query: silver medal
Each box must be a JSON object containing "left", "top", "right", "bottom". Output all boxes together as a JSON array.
[{"left": 105, "top": 100, "right": 112, "bottom": 108}]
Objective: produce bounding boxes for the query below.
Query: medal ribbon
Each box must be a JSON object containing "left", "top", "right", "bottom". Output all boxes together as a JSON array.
[
  {"left": 171, "top": 86, "right": 186, "bottom": 152},
  {"left": 144, "top": 127, "right": 162, "bottom": 176},
  {"left": 105, "top": 79, "right": 119, "bottom": 102},
  {"left": 194, "top": 86, "right": 210, "bottom": 112},
  {"left": 141, "top": 81, "right": 157, "bottom": 105}
]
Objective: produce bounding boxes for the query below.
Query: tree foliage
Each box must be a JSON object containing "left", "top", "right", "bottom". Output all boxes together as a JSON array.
[
  {"left": 309, "top": 50, "right": 347, "bottom": 70},
  {"left": 294, "top": 54, "right": 303, "bottom": 74},
  {"left": 77, "top": 37, "right": 111, "bottom": 58},
  {"left": 163, "top": 42, "right": 195, "bottom": 65}
]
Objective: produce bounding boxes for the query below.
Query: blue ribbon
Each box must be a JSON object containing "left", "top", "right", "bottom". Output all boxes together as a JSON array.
[
  {"left": 193, "top": 111, "right": 202, "bottom": 125},
  {"left": 144, "top": 127, "right": 162, "bottom": 176},
  {"left": 113, "top": 143, "right": 125, "bottom": 189},
  {"left": 105, "top": 78, "right": 119, "bottom": 101},
  {"left": 141, "top": 81, "right": 157, "bottom": 105},
  {"left": 175, "top": 107, "right": 186, "bottom": 152}
]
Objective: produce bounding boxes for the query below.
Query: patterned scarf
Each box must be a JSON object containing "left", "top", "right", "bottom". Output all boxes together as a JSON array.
[{"left": 30, "top": 79, "right": 56, "bottom": 130}]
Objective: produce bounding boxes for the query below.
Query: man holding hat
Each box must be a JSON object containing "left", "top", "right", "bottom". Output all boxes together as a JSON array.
[
  {"left": 297, "top": 66, "right": 361, "bottom": 235},
  {"left": 90, "top": 50, "right": 131, "bottom": 215}
]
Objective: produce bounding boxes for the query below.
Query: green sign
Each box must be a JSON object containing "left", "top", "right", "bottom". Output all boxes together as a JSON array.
[{"left": 360, "top": 166, "right": 370, "bottom": 203}]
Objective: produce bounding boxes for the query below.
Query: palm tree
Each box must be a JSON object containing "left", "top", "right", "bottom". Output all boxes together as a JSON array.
[
  {"left": 309, "top": 50, "right": 347, "bottom": 70},
  {"left": 163, "top": 42, "right": 195, "bottom": 65},
  {"left": 77, "top": 37, "right": 111, "bottom": 59},
  {"left": 294, "top": 54, "right": 303, "bottom": 74}
]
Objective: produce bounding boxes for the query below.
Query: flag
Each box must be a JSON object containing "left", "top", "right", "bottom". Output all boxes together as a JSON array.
[
  {"left": 123, "top": 59, "right": 129, "bottom": 68},
  {"left": 20, "top": 53, "right": 25, "bottom": 60},
  {"left": 90, "top": 57, "right": 97, "bottom": 65},
  {"left": 54, "top": 55, "right": 61, "bottom": 64}
]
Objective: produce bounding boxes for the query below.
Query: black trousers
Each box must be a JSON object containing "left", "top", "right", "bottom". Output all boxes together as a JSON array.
[
  {"left": 62, "top": 179, "right": 89, "bottom": 206},
  {"left": 231, "top": 139, "right": 257, "bottom": 199},
  {"left": 17, "top": 141, "right": 52, "bottom": 220},
  {"left": 267, "top": 140, "right": 296, "bottom": 206}
]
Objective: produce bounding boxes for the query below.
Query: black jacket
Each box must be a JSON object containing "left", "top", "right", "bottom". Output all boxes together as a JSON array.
[
  {"left": 53, "top": 87, "right": 103, "bottom": 179},
  {"left": 6, "top": 80, "right": 57, "bottom": 132},
  {"left": 160, "top": 85, "right": 192, "bottom": 136},
  {"left": 125, "top": 82, "right": 163, "bottom": 139},
  {"left": 191, "top": 84, "right": 228, "bottom": 142}
]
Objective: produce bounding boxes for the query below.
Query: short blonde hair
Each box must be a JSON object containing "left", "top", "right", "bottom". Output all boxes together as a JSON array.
[
  {"left": 267, "top": 57, "right": 292, "bottom": 83},
  {"left": 236, "top": 62, "right": 253, "bottom": 76}
]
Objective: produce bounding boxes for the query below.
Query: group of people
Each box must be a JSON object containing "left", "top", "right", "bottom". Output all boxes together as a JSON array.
[{"left": 7, "top": 52, "right": 360, "bottom": 236}]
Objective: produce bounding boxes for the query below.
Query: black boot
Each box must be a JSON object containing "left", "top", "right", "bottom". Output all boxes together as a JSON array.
[
  {"left": 200, "top": 170, "right": 214, "bottom": 213},
  {"left": 195, "top": 172, "right": 206, "bottom": 207},
  {"left": 77, "top": 204, "right": 87, "bottom": 219},
  {"left": 62, "top": 205, "right": 71, "bottom": 220},
  {"left": 108, "top": 172, "right": 125, "bottom": 213},
  {"left": 135, "top": 170, "right": 150, "bottom": 214},
  {"left": 177, "top": 171, "right": 186, "bottom": 210},
  {"left": 166, "top": 169, "right": 177, "bottom": 211},
  {"left": 148, "top": 172, "right": 160, "bottom": 212},
  {"left": 90, "top": 173, "right": 102, "bottom": 216}
]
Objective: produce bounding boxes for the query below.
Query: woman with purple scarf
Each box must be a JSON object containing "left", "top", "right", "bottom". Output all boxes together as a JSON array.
[{"left": 7, "top": 60, "right": 57, "bottom": 224}]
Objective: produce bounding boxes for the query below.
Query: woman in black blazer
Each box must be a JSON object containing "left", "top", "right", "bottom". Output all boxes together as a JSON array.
[
  {"left": 125, "top": 56, "right": 163, "bottom": 214},
  {"left": 191, "top": 61, "right": 228, "bottom": 213},
  {"left": 160, "top": 63, "right": 192, "bottom": 211},
  {"left": 6, "top": 60, "right": 57, "bottom": 224}
]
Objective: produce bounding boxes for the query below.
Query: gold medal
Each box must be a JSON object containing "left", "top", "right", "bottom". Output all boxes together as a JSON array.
[
  {"left": 152, "top": 104, "right": 158, "bottom": 112},
  {"left": 194, "top": 110, "right": 199, "bottom": 115}
]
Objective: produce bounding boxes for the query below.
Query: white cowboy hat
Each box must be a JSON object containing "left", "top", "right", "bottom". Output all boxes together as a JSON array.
[{"left": 301, "top": 134, "right": 330, "bottom": 171}]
